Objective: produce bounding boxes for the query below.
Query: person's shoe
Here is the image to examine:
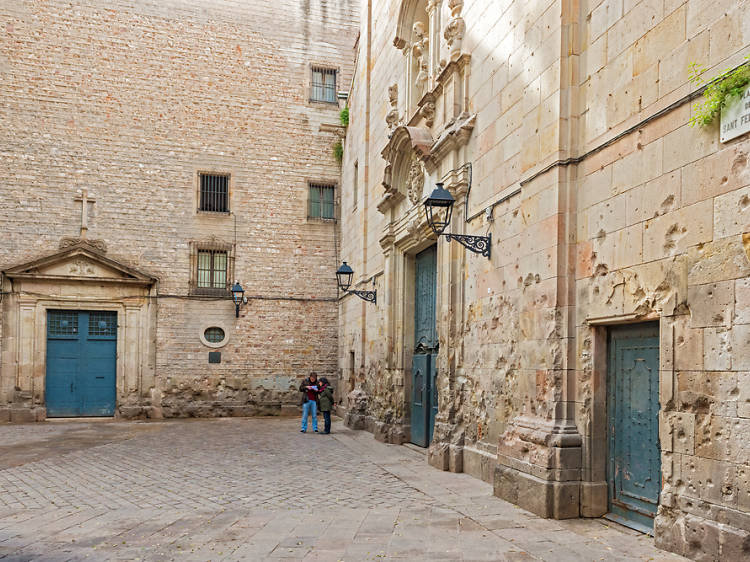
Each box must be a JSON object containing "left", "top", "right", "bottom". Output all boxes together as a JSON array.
[
  {"left": 300, "top": 430, "right": 306, "bottom": 433},
  {"left": 314, "top": 429, "right": 319, "bottom": 433}
]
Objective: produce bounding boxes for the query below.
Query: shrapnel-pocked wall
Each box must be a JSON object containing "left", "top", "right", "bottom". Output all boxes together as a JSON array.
[
  {"left": 0, "top": 0, "right": 358, "bottom": 420},
  {"left": 338, "top": 0, "right": 750, "bottom": 559}
]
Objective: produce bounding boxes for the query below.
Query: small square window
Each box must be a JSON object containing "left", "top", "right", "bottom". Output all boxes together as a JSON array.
[
  {"left": 308, "top": 183, "right": 335, "bottom": 220},
  {"left": 197, "top": 249, "right": 228, "bottom": 291},
  {"left": 199, "top": 173, "right": 229, "bottom": 213},
  {"left": 311, "top": 66, "right": 337, "bottom": 103}
]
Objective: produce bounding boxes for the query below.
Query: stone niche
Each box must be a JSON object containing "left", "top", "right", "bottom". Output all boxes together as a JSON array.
[{"left": 0, "top": 242, "right": 158, "bottom": 422}]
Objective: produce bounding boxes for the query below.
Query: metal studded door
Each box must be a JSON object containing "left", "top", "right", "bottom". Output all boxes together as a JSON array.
[
  {"left": 46, "top": 310, "right": 117, "bottom": 417},
  {"left": 607, "top": 323, "right": 661, "bottom": 533},
  {"left": 411, "top": 246, "right": 437, "bottom": 447}
]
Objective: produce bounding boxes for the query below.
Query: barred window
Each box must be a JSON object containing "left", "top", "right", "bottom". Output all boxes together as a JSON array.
[
  {"left": 308, "top": 183, "right": 335, "bottom": 220},
  {"left": 48, "top": 310, "right": 78, "bottom": 337},
  {"left": 311, "top": 66, "right": 337, "bottom": 103},
  {"left": 199, "top": 173, "right": 229, "bottom": 213},
  {"left": 88, "top": 311, "right": 117, "bottom": 337},
  {"left": 197, "top": 250, "right": 228, "bottom": 291}
]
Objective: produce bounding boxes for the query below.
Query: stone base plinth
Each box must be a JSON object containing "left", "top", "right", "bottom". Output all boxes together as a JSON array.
[
  {"left": 494, "top": 464, "right": 580, "bottom": 519},
  {"left": 428, "top": 442, "right": 463, "bottom": 472},
  {"left": 655, "top": 502, "right": 750, "bottom": 560}
]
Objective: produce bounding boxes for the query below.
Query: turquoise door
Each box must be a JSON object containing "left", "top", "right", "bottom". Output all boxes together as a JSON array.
[
  {"left": 411, "top": 246, "right": 437, "bottom": 447},
  {"left": 46, "top": 310, "right": 117, "bottom": 417},
  {"left": 607, "top": 323, "right": 661, "bottom": 533}
]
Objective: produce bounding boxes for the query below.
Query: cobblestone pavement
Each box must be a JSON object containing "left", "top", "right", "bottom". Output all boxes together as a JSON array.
[{"left": 0, "top": 418, "right": 687, "bottom": 561}]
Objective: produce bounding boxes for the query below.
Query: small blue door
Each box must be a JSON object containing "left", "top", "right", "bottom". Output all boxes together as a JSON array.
[
  {"left": 411, "top": 246, "right": 438, "bottom": 447},
  {"left": 607, "top": 323, "right": 661, "bottom": 533},
  {"left": 46, "top": 310, "right": 117, "bottom": 417}
]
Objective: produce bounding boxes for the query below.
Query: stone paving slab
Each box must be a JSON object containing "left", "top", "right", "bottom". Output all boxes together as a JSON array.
[{"left": 0, "top": 418, "right": 688, "bottom": 561}]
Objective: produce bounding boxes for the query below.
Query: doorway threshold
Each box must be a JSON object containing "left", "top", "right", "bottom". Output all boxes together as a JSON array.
[
  {"left": 603, "top": 512, "right": 654, "bottom": 536},
  {"left": 45, "top": 417, "right": 115, "bottom": 423},
  {"left": 402, "top": 442, "right": 427, "bottom": 456}
]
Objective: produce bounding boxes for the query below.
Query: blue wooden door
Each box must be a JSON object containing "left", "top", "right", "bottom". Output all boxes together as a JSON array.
[
  {"left": 411, "top": 354, "right": 429, "bottom": 447},
  {"left": 411, "top": 246, "right": 437, "bottom": 447},
  {"left": 46, "top": 310, "right": 117, "bottom": 417},
  {"left": 607, "top": 323, "right": 661, "bottom": 532}
]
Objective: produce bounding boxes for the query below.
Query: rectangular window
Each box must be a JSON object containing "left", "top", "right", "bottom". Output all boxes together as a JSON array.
[
  {"left": 308, "top": 183, "right": 335, "bottom": 220},
  {"left": 197, "top": 249, "right": 228, "bottom": 291},
  {"left": 352, "top": 161, "right": 358, "bottom": 210},
  {"left": 199, "top": 173, "right": 229, "bottom": 213},
  {"left": 311, "top": 66, "right": 337, "bottom": 103}
]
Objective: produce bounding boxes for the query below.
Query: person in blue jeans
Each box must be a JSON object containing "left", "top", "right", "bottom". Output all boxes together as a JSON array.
[{"left": 299, "top": 372, "right": 320, "bottom": 433}]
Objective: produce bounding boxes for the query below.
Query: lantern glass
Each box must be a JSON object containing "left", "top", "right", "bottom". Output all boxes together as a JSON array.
[
  {"left": 423, "top": 183, "right": 455, "bottom": 235},
  {"left": 336, "top": 262, "right": 354, "bottom": 291},
  {"left": 231, "top": 281, "right": 244, "bottom": 305}
]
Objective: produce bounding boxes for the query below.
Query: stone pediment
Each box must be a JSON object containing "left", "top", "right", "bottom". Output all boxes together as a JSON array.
[{"left": 3, "top": 244, "right": 156, "bottom": 286}]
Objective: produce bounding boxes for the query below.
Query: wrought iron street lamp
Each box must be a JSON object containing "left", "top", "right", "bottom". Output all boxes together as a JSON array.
[
  {"left": 336, "top": 262, "right": 376, "bottom": 304},
  {"left": 231, "top": 281, "right": 245, "bottom": 318},
  {"left": 424, "top": 182, "right": 491, "bottom": 258}
]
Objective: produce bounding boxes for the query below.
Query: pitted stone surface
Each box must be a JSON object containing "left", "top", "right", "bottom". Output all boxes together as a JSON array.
[{"left": 0, "top": 418, "right": 688, "bottom": 561}]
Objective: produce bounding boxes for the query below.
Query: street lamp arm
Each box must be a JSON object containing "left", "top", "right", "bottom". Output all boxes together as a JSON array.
[
  {"left": 444, "top": 232, "right": 491, "bottom": 258},
  {"left": 347, "top": 289, "right": 377, "bottom": 304}
]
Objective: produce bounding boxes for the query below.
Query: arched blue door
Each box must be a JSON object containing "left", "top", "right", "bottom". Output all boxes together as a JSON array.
[{"left": 46, "top": 310, "right": 117, "bottom": 417}]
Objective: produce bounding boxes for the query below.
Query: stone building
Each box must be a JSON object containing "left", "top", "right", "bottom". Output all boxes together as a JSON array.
[
  {"left": 0, "top": 0, "right": 358, "bottom": 420},
  {"left": 337, "top": 0, "right": 750, "bottom": 559}
]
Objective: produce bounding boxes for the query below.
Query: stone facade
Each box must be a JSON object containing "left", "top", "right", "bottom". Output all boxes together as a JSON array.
[
  {"left": 338, "top": 0, "right": 750, "bottom": 559},
  {"left": 0, "top": 0, "right": 358, "bottom": 420}
]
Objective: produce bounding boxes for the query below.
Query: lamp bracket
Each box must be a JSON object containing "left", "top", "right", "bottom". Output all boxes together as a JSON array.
[
  {"left": 444, "top": 233, "right": 491, "bottom": 258},
  {"left": 348, "top": 289, "right": 377, "bottom": 304}
]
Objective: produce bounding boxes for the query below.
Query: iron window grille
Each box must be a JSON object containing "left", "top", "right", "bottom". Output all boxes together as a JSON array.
[
  {"left": 48, "top": 310, "right": 78, "bottom": 336},
  {"left": 308, "top": 183, "right": 336, "bottom": 220},
  {"left": 88, "top": 311, "right": 117, "bottom": 337},
  {"left": 199, "top": 173, "right": 229, "bottom": 213},
  {"left": 204, "top": 327, "right": 225, "bottom": 343},
  {"left": 189, "top": 240, "right": 234, "bottom": 295},
  {"left": 310, "top": 66, "right": 337, "bottom": 103}
]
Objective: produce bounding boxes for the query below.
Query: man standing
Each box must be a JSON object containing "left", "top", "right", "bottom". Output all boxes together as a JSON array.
[{"left": 299, "top": 372, "right": 320, "bottom": 433}]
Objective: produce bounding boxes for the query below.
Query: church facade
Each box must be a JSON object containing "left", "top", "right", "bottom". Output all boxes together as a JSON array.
[
  {"left": 0, "top": 0, "right": 358, "bottom": 420},
  {"left": 337, "top": 0, "right": 750, "bottom": 559}
]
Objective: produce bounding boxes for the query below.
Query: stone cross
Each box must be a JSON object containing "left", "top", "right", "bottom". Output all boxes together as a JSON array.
[{"left": 74, "top": 189, "right": 95, "bottom": 238}]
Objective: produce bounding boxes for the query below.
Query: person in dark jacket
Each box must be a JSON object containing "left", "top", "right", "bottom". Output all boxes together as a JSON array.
[
  {"left": 299, "top": 372, "right": 319, "bottom": 433},
  {"left": 318, "top": 377, "right": 334, "bottom": 434}
]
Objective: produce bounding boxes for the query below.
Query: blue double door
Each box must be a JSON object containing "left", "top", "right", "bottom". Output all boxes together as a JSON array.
[
  {"left": 46, "top": 310, "right": 117, "bottom": 417},
  {"left": 607, "top": 323, "right": 661, "bottom": 532},
  {"left": 411, "top": 246, "right": 438, "bottom": 447}
]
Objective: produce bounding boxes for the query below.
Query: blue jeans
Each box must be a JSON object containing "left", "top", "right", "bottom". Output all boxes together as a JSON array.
[{"left": 301, "top": 400, "right": 318, "bottom": 432}]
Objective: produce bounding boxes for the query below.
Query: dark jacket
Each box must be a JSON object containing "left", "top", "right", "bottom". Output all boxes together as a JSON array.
[
  {"left": 318, "top": 385, "right": 334, "bottom": 412},
  {"left": 299, "top": 378, "right": 320, "bottom": 405}
]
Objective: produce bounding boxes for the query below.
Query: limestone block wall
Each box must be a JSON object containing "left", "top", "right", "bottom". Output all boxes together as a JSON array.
[
  {"left": 0, "top": 0, "right": 359, "bottom": 417},
  {"left": 575, "top": 0, "right": 750, "bottom": 557},
  {"left": 340, "top": 0, "right": 750, "bottom": 558}
]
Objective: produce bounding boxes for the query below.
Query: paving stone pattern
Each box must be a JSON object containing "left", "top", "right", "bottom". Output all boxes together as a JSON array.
[{"left": 0, "top": 418, "right": 688, "bottom": 561}]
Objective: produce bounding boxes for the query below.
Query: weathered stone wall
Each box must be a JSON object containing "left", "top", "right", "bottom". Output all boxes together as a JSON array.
[
  {"left": 340, "top": 0, "right": 750, "bottom": 558},
  {"left": 575, "top": 1, "right": 750, "bottom": 558},
  {"left": 0, "top": 0, "right": 358, "bottom": 418}
]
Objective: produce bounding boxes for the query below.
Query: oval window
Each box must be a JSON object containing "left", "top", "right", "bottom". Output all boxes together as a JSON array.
[{"left": 204, "top": 327, "right": 225, "bottom": 344}]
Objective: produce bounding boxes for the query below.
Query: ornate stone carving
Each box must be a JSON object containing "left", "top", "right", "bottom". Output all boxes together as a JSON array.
[
  {"left": 420, "top": 94, "right": 436, "bottom": 127},
  {"left": 407, "top": 152, "right": 425, "bottom": 205},
  {"left": 59, "top": 237, "right": 107, "bottom": 253},
  {"left": 68, "top": 259, "right": 96, "bottom": 276},
  {"left": 412, "top": 21, "right": 429, "bottom": 97},
  {"left": 444, "top": 0, "right": 465, "bottom": 62},
  {"left": 386, "top": 83, "right": 400, "bottom": 131}
]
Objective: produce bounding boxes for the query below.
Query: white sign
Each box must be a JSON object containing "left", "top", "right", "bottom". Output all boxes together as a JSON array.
[{"left": 720, "top": 84, "right": 750, "bottom": 143}]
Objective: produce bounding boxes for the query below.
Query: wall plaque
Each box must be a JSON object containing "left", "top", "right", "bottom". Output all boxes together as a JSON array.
[{"left": 720, "top": 84, "right": 750, "bottom": 143}]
